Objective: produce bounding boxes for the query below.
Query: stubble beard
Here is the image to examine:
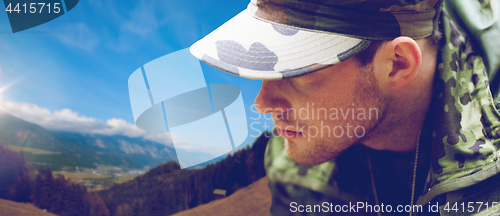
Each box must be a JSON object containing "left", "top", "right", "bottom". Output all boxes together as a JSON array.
[
  {"left": 284, "top": 135, "right": 353, "bottom": 166},
  {"left": 283, "top": 66, "right": 385, "bottom": 166}
]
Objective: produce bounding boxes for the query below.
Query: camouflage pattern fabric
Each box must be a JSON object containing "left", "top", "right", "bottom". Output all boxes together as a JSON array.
[
  {"left": 416, "top": 4, "right": 500, "bottom": 206},
  {"left": 265, "top": 131, "right": 432, "bottom": 216},
  {"left": 264, "top": 2, "right": 500, "bottom": 216},
  {"left": 445, "top": 0, "right": 500, "bottom": 99},
  {"left": 190, "top": 0, "right": 444, "bottom": 80},
  {"left": 248, "top": 0, "right": 443, "bottom": 40}
]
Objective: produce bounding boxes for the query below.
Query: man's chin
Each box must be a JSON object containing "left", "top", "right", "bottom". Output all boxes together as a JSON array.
[{"left": 283, "top": 139, "right": 338, "bottom": 166}]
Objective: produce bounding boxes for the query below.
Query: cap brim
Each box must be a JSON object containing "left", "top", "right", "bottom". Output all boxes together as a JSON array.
[{"left": 190, "top": 9, "right": 370, "bottom": 80}]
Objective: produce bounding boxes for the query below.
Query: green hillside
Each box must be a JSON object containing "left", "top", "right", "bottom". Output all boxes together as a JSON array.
[{"left": 52, "top": 131, "right": 177, "bottom": 168}]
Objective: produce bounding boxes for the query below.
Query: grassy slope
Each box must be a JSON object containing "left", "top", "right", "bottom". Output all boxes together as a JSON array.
[
  {"left": 0, "top": 199, "right": 58, "bottom": 216},
  {"left": 172, "top": 177, "right": 271, "bottom": 216}
]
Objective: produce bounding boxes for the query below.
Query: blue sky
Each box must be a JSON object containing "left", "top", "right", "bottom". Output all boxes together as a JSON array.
[{"left": 0, "top": 0, "right": 273, "bottom": 162}]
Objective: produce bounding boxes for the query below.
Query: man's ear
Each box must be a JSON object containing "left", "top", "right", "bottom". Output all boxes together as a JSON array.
[{"left": 382, "top": 37, "right": 422, "bottom": 89}]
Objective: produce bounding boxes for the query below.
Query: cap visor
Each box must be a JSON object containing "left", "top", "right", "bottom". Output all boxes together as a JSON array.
[{"left": 190, "top": 9, "right": 370, "bottom": 80}]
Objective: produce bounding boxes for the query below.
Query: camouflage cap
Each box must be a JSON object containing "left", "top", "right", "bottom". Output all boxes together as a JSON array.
[{"left": 190, "top": 0, "right": 444, "bottom": 80}]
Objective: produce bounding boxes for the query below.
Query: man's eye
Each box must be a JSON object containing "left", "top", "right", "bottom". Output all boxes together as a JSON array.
[{"left": 291, "top": 75, "right": 322, "bottom": 89}]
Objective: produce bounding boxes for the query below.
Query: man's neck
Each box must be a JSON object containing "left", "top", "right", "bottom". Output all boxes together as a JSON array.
[
  {"left": 359, "top": 88, "right": 433, "bottom": 152},
  {"left": 360, "top": 117, "right": 423, "bottom": 152}
]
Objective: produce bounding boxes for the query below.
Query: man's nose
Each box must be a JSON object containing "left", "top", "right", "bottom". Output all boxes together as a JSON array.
[{"left": 254, "top": 80, "right": 290, "bottom": 114}]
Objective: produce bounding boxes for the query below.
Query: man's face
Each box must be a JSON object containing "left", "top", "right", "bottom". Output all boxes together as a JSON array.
[{"left": 254, "top": 57, "right": 385, "bottom": 165}]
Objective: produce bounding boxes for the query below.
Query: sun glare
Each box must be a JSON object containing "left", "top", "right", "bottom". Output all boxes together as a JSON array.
[
  {"left": 0, "top": 85, "right": 7, "bottom": 108},
  {"left": 0, "top": 80, "right": 19, "bottom": 107}
]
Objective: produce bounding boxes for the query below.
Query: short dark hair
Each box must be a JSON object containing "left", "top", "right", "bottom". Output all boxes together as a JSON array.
[{"left": 353, "top": 30, "right": 443, "bottom": 67}]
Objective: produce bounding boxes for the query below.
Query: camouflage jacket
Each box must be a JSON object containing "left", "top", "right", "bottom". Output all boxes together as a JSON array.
[{"left": 264, "top": 1, "right": 500, "bottom": 215}]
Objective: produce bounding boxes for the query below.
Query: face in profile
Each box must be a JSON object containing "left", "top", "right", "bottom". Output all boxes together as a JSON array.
[{"left": 254, "top": 57, "right": 385, "bottom": 166}]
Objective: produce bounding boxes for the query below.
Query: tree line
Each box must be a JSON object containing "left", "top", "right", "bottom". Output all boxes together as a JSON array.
[{"left": 0, "top": 141, "right": 109, "bottom": 215}]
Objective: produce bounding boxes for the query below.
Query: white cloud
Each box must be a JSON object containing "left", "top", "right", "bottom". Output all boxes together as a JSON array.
[
  {"left": 107, "top": 1, "right": 200, "bottom": 53},
  {"left": 55, "top": 23, "right": 101, "bottom": 52},
  {"left": 121, "top": 1, "right": 160, "bottom": 38},
  {"left": 0, "top": 101, "right": 173, "bottom": 146}
]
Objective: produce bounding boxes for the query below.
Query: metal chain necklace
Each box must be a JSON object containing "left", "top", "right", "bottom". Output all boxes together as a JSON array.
[{"left": 367, "top": 132, "right": 421, "bottom": 216}]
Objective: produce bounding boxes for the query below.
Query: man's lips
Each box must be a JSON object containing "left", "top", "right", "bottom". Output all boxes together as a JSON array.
[{"left": 277, "top": 127, "right": 304, "bottom": 139}]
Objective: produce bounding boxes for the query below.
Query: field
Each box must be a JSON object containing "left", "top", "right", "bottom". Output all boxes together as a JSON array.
[
  {"left": 54, "top": 171, "right": 113, "bottom": 191},
  {"left": 7, "top": 144, "right": 59, "bottom": 155},
  {"left": 54, "top": 171, "right": 140, "bottom": 191},
  {"left": 114, "top": 174, "right": 137, "bottom": 184}
]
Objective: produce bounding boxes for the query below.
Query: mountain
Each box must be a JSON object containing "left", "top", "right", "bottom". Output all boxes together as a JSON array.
[
  {"left": 51, "top": 131, "right": 177, "bottom": 168},
  {"left": 0, "top": 111, "right": 176, "bottom": 170}
]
